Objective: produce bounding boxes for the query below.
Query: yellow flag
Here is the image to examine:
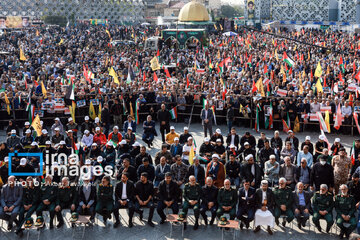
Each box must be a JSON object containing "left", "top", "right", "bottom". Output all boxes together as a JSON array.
[
  {"left": 316, "top": 78, "right": 323, "bottom": 93},
  {"left": 89, "top": 101, "right": 96, "bottom": 120},
  {"left": 36, "top": 29, "right": 39, "bottom": 36},
  {"left": 293, "top": 116, "right": 300, "bottom": 132},
  {"left": 189, "top": 145, "right": 195, "bottom": 165},
  {"left": 275, "top": 49, "right": 278, "bottom": 61},
  {"left": 213, "top": 23, "right": 217, "bottom": 30},
  {"left": 150, "top": 56, "right": 160, "bottom": 71},
  {"left": 4, "top": 93, "right": 10, "bottom": 115},
  {"left": 325, "top": 110, "right": 331, "bottom": 133},
  {"left": 298, "top": 73, "right": 304, "bottom": 94},
  {"left": 109, "top": 67, "right": 119, "bottom": 84},
  {"left": 58, "top": 38, "right": 64, "bottom": 45},
  {"left": 41, "top": 81, "right": 47, "bottom": 99},
  {"left": 105, "top": 29, "right": 111, "bottom": 39},
  {"left": 98, "top": 102, "right": 102, "bottom": 122},
  {"left": 31, "top": 114, "right": 42, "bottom": 136},
  {"left": 220, "top": 24, "right": 223, "bottom": 31},
  {"left": 255, "top": 79, "right": 265, "bottom": 97},
  {"left": 314, "top": 62, "right": 322, "bottom": 78},
  {"left": 69, "top": 101, "right": 76, "bottom": 123},
  {"left": 20, "top": 47, "right": 27, "bottom": 61}
]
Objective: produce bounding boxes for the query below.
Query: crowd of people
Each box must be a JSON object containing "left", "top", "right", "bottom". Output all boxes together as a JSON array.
[{"left": 0, "top": 21, "right": 360, "bottom": 239}]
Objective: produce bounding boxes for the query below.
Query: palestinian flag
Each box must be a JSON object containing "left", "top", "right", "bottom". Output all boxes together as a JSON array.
[
  {"left": 170, "top": 107, "right": 177, "bottom": 119},
  {"left": 339, "top": 57, "right": 345, "bottom": 73},
  {"left": 65, "top": 83, "right": 75, "bottom": 101},
  {"left": 265, "top": 102, "right": 273, "bottom": 129},
  {"left": 26, "top": 87, "right": 35, "bottom": 124},
  {"left": 209, "top": 59, "right": 213, "bottom": 72},
  {"left": 283, "top": 52, "right": 294, "bottom": 67},
  {"left": 217, "top": 60, "right": 224, "bottom": 75}
]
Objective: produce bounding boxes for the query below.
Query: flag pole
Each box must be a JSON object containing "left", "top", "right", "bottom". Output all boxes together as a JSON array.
[{"left": 187, "top": 104, "right": 195, "bottom": 130}]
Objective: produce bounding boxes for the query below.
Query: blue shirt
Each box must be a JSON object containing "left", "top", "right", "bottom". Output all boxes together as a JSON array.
[{"left": 298, "top": 192, "right": 305, "bottom": 206}]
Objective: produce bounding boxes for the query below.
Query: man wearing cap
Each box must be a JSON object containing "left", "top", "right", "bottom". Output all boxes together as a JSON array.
[
  {"left": 331, "top": 138, "right": 343, "bottom": 156},
  {"left": 335, "top": 184, "right": 357, "bottom": 238},
  {"left": 0, "top": 176, "right": 23, "bottom": 230},
  {"left": 312, "top": 184, "right": 334, "bottom": 233},
  {"left": 93, "top": 127, "right": 107, "bottom": 146},
  {"left": 241, "top": 154, "right": 262, "bottom": 189},
  {"left": 101, "top": 142, "right": 116, "bottom": 168},
  {"left": 96, "top": 176, "right": 114, "bottom": 225},
  {"left": 22, "top": 122, "right": 33, "bottom": 137},
  {"left": 314, "top": 135, "right": 329, "bottom": 161},
  {"left": 35, "top": 129, "right": 50, "bottom": 146},
  {"left": 206, "top": 154, "right": 225, "bottom": 188},
  {"left": 217, "top": 179, "right": 237, "bottom": 221},
  {"left": 113, "top": 172, "right": 136, "bottom": 228},
  {"left": 170, "top": 137, "right": 183, "bottom": 158},
  {"left": 199, "top": 138, "right": 214, "bottom": 159},
  {"left": 240, "top": 132, "right": 256, "bottom": 150},
  {"left": 214, "top": 138, "right": 226, "bottom": 163},
  {"left": 15, "top": 176, "right": 40, "bottom": 236},
  {"left": 210, "top": 129, "right": 223, "bottom": 146},
  {"left": 20, "top": 129, "right": 33, "bottom": 148},
  {"left": 51, "top": 127, "right": 64, "bottom": 145},
  {"left": 297, "top": 145, "right": 313, "bottom": 168},
  {"left": 183, "top": 175, "right": 202, "bottom": 230},
  {"left": 157, "top": 172, "right": 180, "bottom": 224},
  {"left": 165, "top": 126, "right": 179, "bottom": 146},
  {"left": 81, "top": 130, "right": 93, "bottom": 152},
  {"left": 225, "top": 154, "right": 241, "bottom": 188},
  {"left": 15, "top": 158, "right": 35, "bottom": 179},
  {"left": 154, "top": 156, "right": 171, "bottom": 187},
  {"left": 254, "top": 180, "right": 275, "bottom": 235},
  {"left": 182, "top": 137, "right": 194, "bottom": 165},
  {"left": 300, "top": 136, "right": 314, "bottom": 156},
  {"left": 55, "top": 177, "right": 78, "bottom": 228},
  {"left": 0, "top": 157, "right": 12, "bottom": 185},
  {"left": 264, "top": 155, "right": 280, "bottom": 187},
  {"left": 107, "top": 126, "right": 122, "bottom": 147},
  {"left": 51, "top": 118, "right": 64, "bottom": 135},
  {"left": 157, "top": 104, "right": 171, "bottom": 143},
  {"left": 154, "top": 144, "right": 172, "bottom": 165},
  {"left": 124, "top": 126, "right": 136, "bottom": 146},
  {"left": 65, "top": 129, "right": 78, "bottom": 149},
  {"left": 81, "top": 116, "right": 94, "bottom": 134},
  {"left": 66, "top": 117, "right": 78, "bottom": 137},
  {"left": 179, "top": 127, "right": 192, "bottom": 145},
  {"left": 285, "top": 130, "right": 299, "bottom": 152},
  {"left": 135, "top": 172, "right": 155, "bottom": 227},
  {"left": 238, "top": 141, "right": 256, "bottom": 162},
  {"left": 137, "top": 158, "right": 155, "bottom": 182},
  {"left": 7, "top": 129, "right": 21, "bottom": 150},
  {"left": 201, "top": 103, "right": 213, "bottom": 138},
  {"left": 332, "top": 147, "right": 351, "bottom": 194},
  {"left": 273, "top": 177, "right": 294, "bottom": 227},
  {"left": 142, "top": 115, "right": 156, "bottom": 148},
  {"left": 36, "top": 175, "right": 57, "bottom": 229},
  {"left": 123, "top": 115, "right": 137, "bottom": 134}
]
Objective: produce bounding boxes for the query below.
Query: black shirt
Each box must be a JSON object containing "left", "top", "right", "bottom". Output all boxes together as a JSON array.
[{"left": 135, "top": 180, "right": 154, "bottom": 201}]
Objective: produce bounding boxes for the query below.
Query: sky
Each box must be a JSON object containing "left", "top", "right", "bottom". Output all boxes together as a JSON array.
[{"left": 221, "top": 0, "right": 244, "bottom": 6}]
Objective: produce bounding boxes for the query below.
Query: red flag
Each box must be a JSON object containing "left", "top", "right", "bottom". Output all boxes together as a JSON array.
[
  {"left": 310, "top": 69, "right": 313, "bottom": 80},
  {"left": 153, "top": 72, "right": 158, "bottom": 82},
  {"left": 339, "top": 72, "right": 344, "bottom": 83},
  {"left": 186, "top": 75, "right": 190, "bottom": 88},
  {"left": 355, "top": 71, "right": 360, "bottom": 83},
  {"left": 354, "top": 112, "right": 360, "bottom": 134},
  {"left": 156, "top": 49, "right": 160, "bottom": 57},
  {"left": 282, "top": 119, "right": 290, "bottom": 133},
  {"left": 251, "top": 79, "right": 257, "bottom": 93},
  {"left": 143, "top": 72, "right": 146, "bottom": 82},
  {"left": 264, "top": 64, "right": 268, "bottom": 74},
  {"left": 164, "top": 68, "right": 171, "bottom": 78},
  {"left": 323, "top": 76, "right": 327, "bottom": 87}
]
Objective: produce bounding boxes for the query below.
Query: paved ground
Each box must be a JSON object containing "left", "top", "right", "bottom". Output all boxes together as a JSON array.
[{"left": 0, "top": 122, "right": 357, "bottom": 239}]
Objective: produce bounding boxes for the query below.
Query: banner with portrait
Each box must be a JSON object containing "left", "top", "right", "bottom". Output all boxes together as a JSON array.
[
  {"left": 0, "top": 16, "right": 30, "bottom": 29},
  {"left": 247, "top": 0, "right": 255, "bottom": 20}
]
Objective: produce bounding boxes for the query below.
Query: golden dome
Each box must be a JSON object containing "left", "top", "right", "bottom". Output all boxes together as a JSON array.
[{"left": 178, "top": 1, "right": 210, "bottom": 22}]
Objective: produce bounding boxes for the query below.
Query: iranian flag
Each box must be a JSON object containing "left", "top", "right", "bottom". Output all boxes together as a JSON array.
[
  {"left": 283, "top": 52, "right": 294, "bottom": 67},
  {"left": 265, "top": 102, "right": 273, "bottom": 129},
  {"left": 277, "top": 89, "right": 288, "bottom": 97},
  {"left": 351, "top": 141, "right": 356, "bottom": 165},
  {"left": 316, "top": 112, "right": 330, "bottom": 133},
  {"left": 170, "top": 107, "right": 177, "bottom": 119}
]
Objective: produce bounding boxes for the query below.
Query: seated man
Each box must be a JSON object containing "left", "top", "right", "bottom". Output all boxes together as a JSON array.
[
  {"left": 237, "top": 179, "right": 255, "bottom": 229},
  {"left": 225, "top": 154, "right": 241, "bottom": 188},
  {"left": 254, "top": 180, "right": 275, "bottom": 235},
  {"left": 0, "top": 175, "right": 23, "bottom": 230},
  {"left": 157, "top": 172, "right": 180, "bottom": 224},
  {"left": 36, "top": 175, "right": 57, "bottom": 229},
  {"left": 55, "top": 177, "right": 78, "bottom": 228},
  {"left": 206, "top": 154, "right": 225, "bottom": 188},
  {"left": 200, "top": 177, "right": 218, "bottom": 226},
  {"left": 293, "top": 182, "right": 312, "bottom": 229},
  {"left": 279, "top": 156, "right": 297, "bottom": 190},
  {"left": 273, "top": 177, "right": 294, "bottom": 227},
  {"left": 113, "top": 173, "right": 136, "bottom": 228},
  {"left": 216, "top": 179, "right": 237, "bottom": 221},
  {"left": 335, "top": 184, "right": 357, "bottom": 239},
  {"left": 312, "top": 184, "right": 334, "bottom": 233},
  {"left": 135, "top": 172, "right": 155, "bottom": 227},
  {"left": 77, "top": 176, "right": 96, "bottom": 222},
  {"left": 182, "top": 175, "right": 202, "bottom": 230},
  {"left": 16, "top": 176, "right": 40, "bottom": 236},
  {"left": 264, "top": 155, "right": 280, "bottom": 187},
  {"left": 95, "top": 176, "right": 114, "bottom": 225},
  {"left": 154, "top": 156, "right": 171, "bottom": 188}
]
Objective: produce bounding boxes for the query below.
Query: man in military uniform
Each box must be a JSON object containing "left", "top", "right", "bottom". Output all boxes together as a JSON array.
[
  {"left": 273, "top": 177, "right": 294, "bottom": 227},
  {"left": 200, "top": 177, "right": 218, "bottom": 226},
  {"left": 55, "top": 177, "right": 78, "bottom": 228},
  {"left": 36, "top": 175, "right": 57, "bottom": 229},
  {"left": 15, "top": 177, "right": 40, "bottom": 236},
  {"left": 182, "top": 175, "right": 202, "bottom": 230},
  {"left": 217, "top": 179, "right": 237, "bottom": 220},
  {"left": 335, "top": 184, "right": 357, "bottom": 239},
  {"left": 312, "top": 184, "right": 334, "bottom": 233},
  {"left": 95, "top": 176, "right": 114, "bottom": 225}
]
